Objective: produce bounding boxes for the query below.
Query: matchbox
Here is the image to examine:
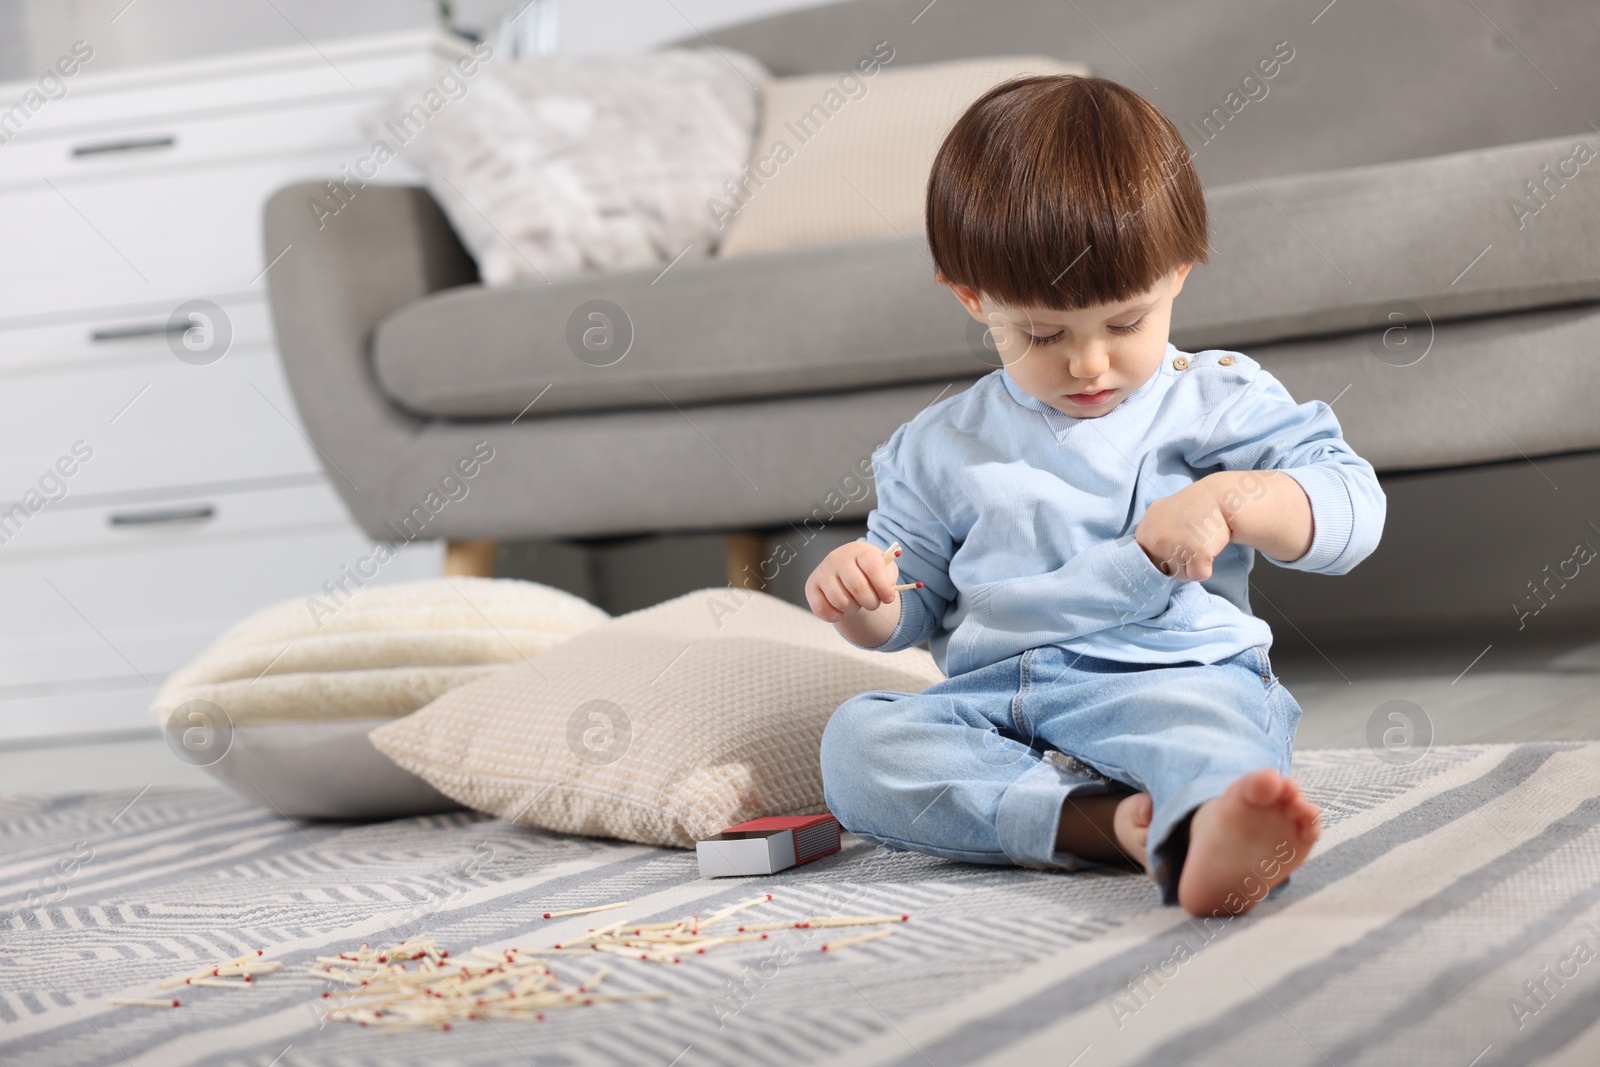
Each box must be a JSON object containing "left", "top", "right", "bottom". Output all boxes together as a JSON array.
[{"left": 696, "top": 813, "right": 842, "bottom": 878}]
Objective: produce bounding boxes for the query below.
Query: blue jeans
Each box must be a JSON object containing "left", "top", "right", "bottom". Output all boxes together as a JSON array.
[{"left": 819, "top": 643, "right": 1303, "bottom": 904}]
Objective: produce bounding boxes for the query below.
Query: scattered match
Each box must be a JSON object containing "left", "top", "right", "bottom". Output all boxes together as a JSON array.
[
  {"left": 194, "top": 897, "right": 916, "bottom": 1031},
  {"left": 820, "top": 928, "right": 896, "bottom": 952},
  {"left": 311, "top": 936, "right": 666, "bottom": 1031},
  {"left": 157, "top": 949, "right": 281, "bottom": 990},
  {"left": 542, "top": 900, "right": 630, "bottom": 919}
]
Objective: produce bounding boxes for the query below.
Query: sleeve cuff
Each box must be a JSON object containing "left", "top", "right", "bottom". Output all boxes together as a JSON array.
[
  {"left": 1271, "top": 465, "right": 1355, "bottom": 572},
  {"left": 838, "top": 582, "right": 933, "bottom": 653},
  {"left": 1108, "top": 533, "right": 1181, "bottom": 614}
]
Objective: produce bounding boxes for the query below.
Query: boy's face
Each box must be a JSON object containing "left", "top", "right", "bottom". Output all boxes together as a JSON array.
[{"left": 944, "top": 263, "right": 1194, "bottom": 418}]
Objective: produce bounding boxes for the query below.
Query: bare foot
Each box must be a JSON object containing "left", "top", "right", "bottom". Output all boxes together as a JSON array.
[
  {"left": 1056, "top": 791, "right": 1153, "bottom": 867},
  {"left": 1113, "top": 792, "right": 1153, "bottom": 869},
  {"left": 1176, "top": 769, "right": 1320, "bottom": 917}
]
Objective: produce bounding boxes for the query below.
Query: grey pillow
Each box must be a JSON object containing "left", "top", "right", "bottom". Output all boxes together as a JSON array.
[{"left": 200, "top": 720, "right": 463, "bottom": 820}]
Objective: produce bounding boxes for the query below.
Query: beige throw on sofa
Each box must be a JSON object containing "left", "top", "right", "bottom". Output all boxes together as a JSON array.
[{"left": 716, "top": 54, "right": 1090, "bottom": 256}]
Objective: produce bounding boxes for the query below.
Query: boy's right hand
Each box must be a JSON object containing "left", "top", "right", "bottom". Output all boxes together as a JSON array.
[{"left": 805, "top": 541, "right": 902, "bottom": 623}]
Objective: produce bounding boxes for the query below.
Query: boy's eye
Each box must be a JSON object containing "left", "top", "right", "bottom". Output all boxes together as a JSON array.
[{"left": 1022, "top": 317, "right": 1146, "bottom": 346}]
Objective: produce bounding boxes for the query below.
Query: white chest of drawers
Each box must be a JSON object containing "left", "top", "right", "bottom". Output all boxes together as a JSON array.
[{"left": 0, "top": 30, "right": 468, "bottom": 743}]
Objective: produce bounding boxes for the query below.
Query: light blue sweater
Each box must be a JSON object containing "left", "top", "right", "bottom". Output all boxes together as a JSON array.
[{"left": 849, "top": 342, "right": 1386, "bottom": 677}]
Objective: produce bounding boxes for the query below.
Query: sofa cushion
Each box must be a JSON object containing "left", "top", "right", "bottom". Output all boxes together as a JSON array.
[
  {"left": 372, "top": 232, "right": 982, "bottom": 418},
  {"left": 372, "top": 134, "right": 1600, "bottom": 420},
  {"left": 1250, "top": 299, "right": 1600, "bottom": 473},
  {"left": 1176, "top": 132, "right": 1600, "bottom": 351}
]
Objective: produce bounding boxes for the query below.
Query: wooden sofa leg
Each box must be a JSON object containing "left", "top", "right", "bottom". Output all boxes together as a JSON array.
[
  {"left": 444, "top": 539, "right": 499, "bottom": 577},
  {"left": 725, "top": 531, "right": 766, "bottom": 590}
]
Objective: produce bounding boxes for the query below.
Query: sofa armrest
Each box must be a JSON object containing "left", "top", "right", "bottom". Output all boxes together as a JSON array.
[{"left": 262, "top": 182, "right": 480, "bottom": 532}]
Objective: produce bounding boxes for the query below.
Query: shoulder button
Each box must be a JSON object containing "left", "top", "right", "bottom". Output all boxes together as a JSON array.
[
  {"left": 1172, "top": 356, "right": 1189, "bottom": 371},
  {"left": 1218, "top": 355, "right": 1235, "bottom": 366}
]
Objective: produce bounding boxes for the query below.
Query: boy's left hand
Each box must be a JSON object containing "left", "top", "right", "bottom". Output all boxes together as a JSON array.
[{"left": 1135, "top": 481, "right": 1233, "bottom": 582}]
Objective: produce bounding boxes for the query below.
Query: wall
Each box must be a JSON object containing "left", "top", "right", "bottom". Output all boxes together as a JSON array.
[{"left": 0, "top": 0, "right": 837, "bottom": 79}]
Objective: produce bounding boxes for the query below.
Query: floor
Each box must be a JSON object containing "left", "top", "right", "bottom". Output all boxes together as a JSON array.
[
  {"left": 1270, "top": 619, "right": 1600, "bottom": 750},
  {"left": 5, "top": 619, "right": 1599, "bottom": 796}
]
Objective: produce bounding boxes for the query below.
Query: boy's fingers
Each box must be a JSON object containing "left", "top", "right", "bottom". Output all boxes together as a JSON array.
[
  {"left": 860, "top": 555, "right": 897, "bottom": 602},
  {"left": 835, "top": 573, "right": 872, "bottom": 614},
  {"left": 805, "top": 581, "right": 840, "bottom": 621},
  {"left": 839, "top": 564, "right": 881, "bottom": 611},
  {"left": 822, "top": 574, "right": 857, "bottom": 615}
]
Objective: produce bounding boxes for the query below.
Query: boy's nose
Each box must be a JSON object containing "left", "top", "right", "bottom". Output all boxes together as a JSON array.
[{"left": 1068, "top": 344, "right": 1111, "bottom": 378}]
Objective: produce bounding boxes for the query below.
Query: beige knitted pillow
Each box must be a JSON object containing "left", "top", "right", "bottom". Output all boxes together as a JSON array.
[
  {"left": 369, "top": 588, "right": 946, "bottom": 848},
  {"left": 714, "top": 54, "right": 1090, "bottom": 257}
]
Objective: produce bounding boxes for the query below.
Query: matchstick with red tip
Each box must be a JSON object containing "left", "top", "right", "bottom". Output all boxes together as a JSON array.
[
  {"left": 542, "top": 901, "right": 629, "bottom": 919},
  {"left": 820, "top": 928, "right": 896, "bottom": 952}
]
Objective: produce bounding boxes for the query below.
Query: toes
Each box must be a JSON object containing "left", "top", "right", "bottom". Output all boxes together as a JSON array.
[
  {"left": 1129, "top": 793, "right": 1153, "bottom": 827},
  {"left": 1295, "top": 810, "right": 1322, "bottom": 841},
  {"left": 1238, "top": 768, "right": 1285, "bottom": 807},
  {"left": 1289, "top": 793, "right": 1321, "bottom": 821}
]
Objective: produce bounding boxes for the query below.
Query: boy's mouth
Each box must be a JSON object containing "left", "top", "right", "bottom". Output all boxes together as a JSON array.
[{"left": 1063, "top": 388, "right": 1116, "bottom": 406}]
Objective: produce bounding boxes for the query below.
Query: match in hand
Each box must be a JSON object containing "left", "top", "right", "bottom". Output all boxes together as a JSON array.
[{"left": 883, "top": 542, "right": 917, "bottom": 589}]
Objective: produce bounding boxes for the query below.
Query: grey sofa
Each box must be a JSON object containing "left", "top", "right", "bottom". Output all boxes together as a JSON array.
[{"left": 264, "top": 0, "right": 1600, "bottom": 639}]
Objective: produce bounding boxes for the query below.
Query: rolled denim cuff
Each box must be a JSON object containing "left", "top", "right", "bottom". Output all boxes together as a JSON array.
[
  {"left": 995, "top": 751, "right": 1128, "bottom": 871},
  {"left": 1146, "top": 772, "right": 1239, "bottom": 906}
]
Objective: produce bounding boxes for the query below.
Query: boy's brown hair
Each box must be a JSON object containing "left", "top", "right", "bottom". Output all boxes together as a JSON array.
[{"left": 926, "top": 74, "right": 1209, "bottom": 312}]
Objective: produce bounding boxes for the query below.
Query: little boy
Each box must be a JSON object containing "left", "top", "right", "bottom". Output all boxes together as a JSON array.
[{"left": 805, "top": 74, "right": 1385, "bottom": 916}]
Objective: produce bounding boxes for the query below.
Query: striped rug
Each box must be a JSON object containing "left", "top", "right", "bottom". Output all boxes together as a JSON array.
[{"left": 4, "top": 742, "right": 1600, "bottom": 1066}]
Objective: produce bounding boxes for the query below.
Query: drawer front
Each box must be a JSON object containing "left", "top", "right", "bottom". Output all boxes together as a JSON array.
[
  {"left": 0, "top": 295, "right": 274, "bottom": 375},
  {"left": 9, "top": 35, "right": 475, "bottom": 142},
  {"left": 0, "top": 481, "right": 350, "bottom": 558},
  {"left": 0, "top": 149, "right": 425, "bottom": 318},
  {"left": 0, "top": 516, "right": 442, "bottom": 695},
  {"left": 0, "top": 95, "right": 391, "bottom": 188},
  {"left": 0, "top": 343, "right": 324, "bottom": 500}
]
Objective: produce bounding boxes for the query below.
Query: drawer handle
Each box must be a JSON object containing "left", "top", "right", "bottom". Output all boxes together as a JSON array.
[
  {"left": 108, "top": 505, "right": 215, "bottom": 527},
  {"left": 72, "top": 135, "right": 177, "bottom": 157},
  {"left": 90, "top": 320, "right": 194, "bottom": 344}
]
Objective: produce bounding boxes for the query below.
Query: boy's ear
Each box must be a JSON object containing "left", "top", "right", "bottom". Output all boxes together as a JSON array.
[
  {"left": 1169, "top": 261, "right": 1195, "bottom": 298},
  {"left": 937, "top": 275, "right": 987, "bottom": 322}
]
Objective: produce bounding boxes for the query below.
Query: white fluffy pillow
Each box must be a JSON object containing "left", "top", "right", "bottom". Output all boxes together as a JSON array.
[
  {"left": 150, "top": 577, "right": 611, "bottom": 726},
  {"left": 367, "top": 46, "right": 769, "bottom": 285},
  {"left": 150, "top": 577, "right": 612, "bottom": 819}
]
